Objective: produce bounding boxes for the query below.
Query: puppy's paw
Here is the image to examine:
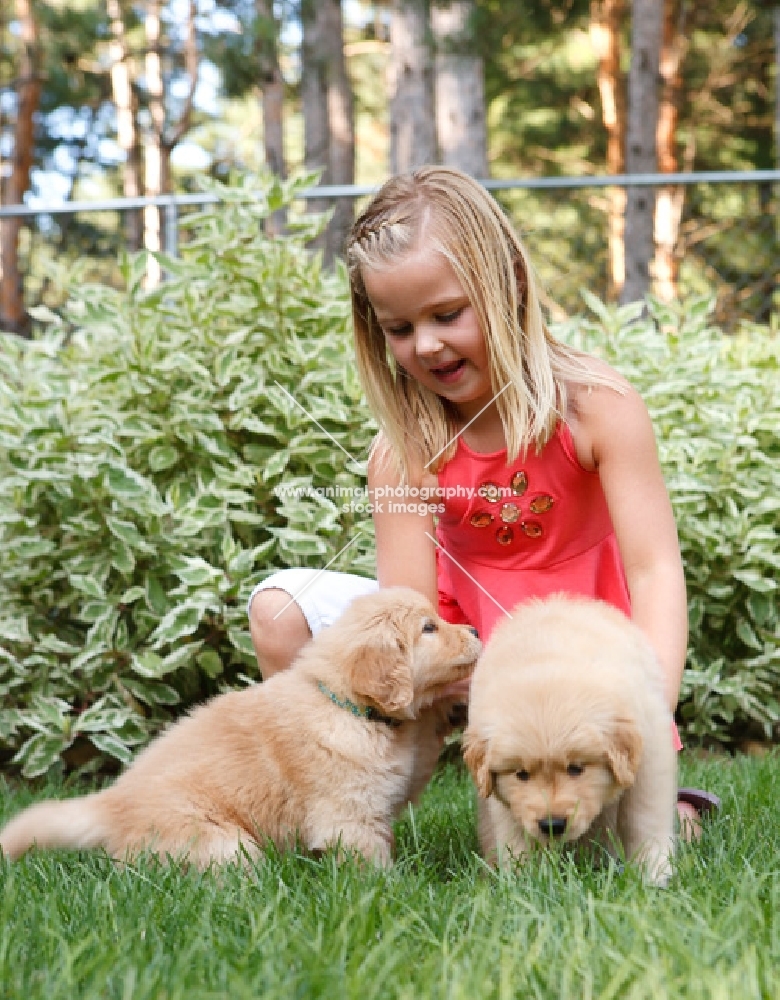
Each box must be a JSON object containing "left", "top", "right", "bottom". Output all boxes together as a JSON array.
[
  {"left": 635, "top": 844, "right": 674, "bottom": 888},
  {"left": 321, "top": 826, "right": 394, "bottom": 868},
  {"left": 640, "top": 858, "right": 673, "bottom": 888}
]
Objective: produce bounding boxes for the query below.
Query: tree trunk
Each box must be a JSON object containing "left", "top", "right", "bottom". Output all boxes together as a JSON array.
[
  {"left": 301, "top": 0, "right": 355, "bottom": 264},
  {"left": 775, "top": 7, "right": 780, "bottom": 229},
  {"left": 323, "top": 0, "right": 355, "bottom": 261},
  {"left": 430, "top": 0, "right": 487, "bottom": 178},
  {"left": 774, "top": 6, "right": 780, "bottom": 309},
  {"left": 256, "top": 0, "right": 287, "bottom": 234},
  {"left": 0, "top": 0, "right": 40, "bottom": 336},
  {"left": 144, "top": 0, "right": 165, "bottom": 288},
  {"left": 143, "top": 0, "right": 198, "bottom": 288},
  {"left": 652, "top": 0, "right": 688, "bottom": 302},
  {"left": 301, "top": 0, "right": 329, "bottom": 180},
  {"left": 256, "top": 0, "right": 286, "bottom": 181},
  {"left": 621, "top": 0, "right": 663, "bottom": 304},
  {"left": 590, "top": 0, "right": 626, "bottom": 299},
  {"left": 389, "top": 0, "right": 437, "bottom": 172},
  {"left": 302, "top": 0, "right": 331, "bottom": 259},
  {"left": 108, "top": 0, "right": 143, "bottom": 251}
]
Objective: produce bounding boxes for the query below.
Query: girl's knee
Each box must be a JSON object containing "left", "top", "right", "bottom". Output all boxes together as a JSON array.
[{"left": 249, "top": 589, "right": 311, "bottom": 678}]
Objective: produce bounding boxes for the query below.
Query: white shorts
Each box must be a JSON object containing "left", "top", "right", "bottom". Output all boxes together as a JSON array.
[{"left": 247, "top": 568, "right": 378, "bottom": 637}]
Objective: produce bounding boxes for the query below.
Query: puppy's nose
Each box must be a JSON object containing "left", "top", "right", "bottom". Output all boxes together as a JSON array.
[
  {"left": 468, "top": 626, "right": 479, "bottom": 637},
  {"left": 447, "top": 703, "right": 469, "bottom": 728},
  {"left": 538, "top": 817, "right": 568, "bottom": 839}
]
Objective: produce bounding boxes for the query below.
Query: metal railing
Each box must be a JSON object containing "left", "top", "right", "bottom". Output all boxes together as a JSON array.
[{"left": 2, "top": 169, "right": 779, "bottom": 327}]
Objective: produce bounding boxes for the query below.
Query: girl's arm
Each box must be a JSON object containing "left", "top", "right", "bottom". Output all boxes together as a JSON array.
[
  {"left": 369, "top": 438, "right": 473, "bottom": 704},
  {"left": 571, "top": 376, "right": 688, "bottom": 713},
  {"left": 367, "top": 436, "right": 439, "bottom": 606}
]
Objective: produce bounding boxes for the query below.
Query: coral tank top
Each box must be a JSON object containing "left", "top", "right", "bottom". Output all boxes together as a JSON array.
[{"left": 435, "top": 423, "right": 631, "bottom": 642}]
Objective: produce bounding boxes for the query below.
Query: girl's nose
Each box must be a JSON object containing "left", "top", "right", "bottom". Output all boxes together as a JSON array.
[{"left": 415, "top": 325, "right": 445, "bottom": 356}]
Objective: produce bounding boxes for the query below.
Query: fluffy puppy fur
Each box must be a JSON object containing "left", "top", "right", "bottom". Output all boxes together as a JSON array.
[
  {"left": 462, "top": 595, "right": 677, "bottom": 886},
  {"left": 1, "top": 587, "right": 481, "bottom": 869}
]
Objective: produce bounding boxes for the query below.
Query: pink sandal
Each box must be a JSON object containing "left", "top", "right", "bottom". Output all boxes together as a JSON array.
[{"left": 677, "top": 788, "right": 721, "bottom": 817}]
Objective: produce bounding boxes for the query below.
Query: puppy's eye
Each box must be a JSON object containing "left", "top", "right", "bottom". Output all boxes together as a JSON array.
[
  {"left": 422, "top": 621, "right": 438, "bottom": 633},
  {"left": 566, "top": 764, "right": 584, "bottom": 778},
  {"left": 516, "top": 769, "right": 530, "bottom": 782}
]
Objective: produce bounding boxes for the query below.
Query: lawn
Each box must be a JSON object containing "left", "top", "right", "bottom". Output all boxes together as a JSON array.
[{"left": 0, "top": 750, "right": 778, "bottom": 1000}]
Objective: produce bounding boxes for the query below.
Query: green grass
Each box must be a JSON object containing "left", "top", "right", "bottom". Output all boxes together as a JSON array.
[{"left": 1, "top": 751, "right": 778, "bottom": 1000}]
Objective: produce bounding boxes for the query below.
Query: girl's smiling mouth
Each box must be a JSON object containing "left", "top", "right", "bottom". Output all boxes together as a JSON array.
[{"left": 430, "top": 359, "right": 466, "bottom": 383}]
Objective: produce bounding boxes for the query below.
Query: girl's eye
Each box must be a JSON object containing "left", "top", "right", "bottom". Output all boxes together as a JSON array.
[
  {"left": 436, "top": 308, "right": 463, "bottom": 324},
  {"left": 516, "top": 769, "right": 530, "bottom": 782},
  {"left": 384, "top": 324, "right": 412, "bottom": 337},
  {"left": 566, "top": 764, "right": 584, "bottom": 778}
]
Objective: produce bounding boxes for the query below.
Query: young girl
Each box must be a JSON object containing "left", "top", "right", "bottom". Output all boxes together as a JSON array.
[{"left": 248, "top": 166, "right": 718, "bottom": 835}]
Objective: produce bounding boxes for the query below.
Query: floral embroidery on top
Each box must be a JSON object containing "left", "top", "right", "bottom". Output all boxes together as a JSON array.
[{"left": 469, "top": 470, "right": 554, "bottom": 546}]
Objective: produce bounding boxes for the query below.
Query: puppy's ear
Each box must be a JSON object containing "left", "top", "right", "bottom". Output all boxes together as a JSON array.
[
  {"left": 462, "top": 730, "right": 494, "bottom": 798},
  {"left": 344, "top": 632, "right": 414, "bottom": 716},
  {"left": 605, "top": 715, "right": 643, "bottom": 788}
]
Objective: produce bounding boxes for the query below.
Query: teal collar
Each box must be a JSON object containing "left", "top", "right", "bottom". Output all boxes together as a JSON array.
[{"left": 317, "top": 681, "right": 402, "bottom": 728}]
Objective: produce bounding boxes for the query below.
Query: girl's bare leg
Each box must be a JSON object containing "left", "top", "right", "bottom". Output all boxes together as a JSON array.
[
  {"left": 249, "top": 589, "right": 312, "bottom": 679},
  {"left": 677, "top": 800, "right": 702, "bottom": 842}
]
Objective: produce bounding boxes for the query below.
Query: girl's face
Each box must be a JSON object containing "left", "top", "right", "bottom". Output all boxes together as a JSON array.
[{"left": 362, "top": 245, "right": 495, "bottom": 423}]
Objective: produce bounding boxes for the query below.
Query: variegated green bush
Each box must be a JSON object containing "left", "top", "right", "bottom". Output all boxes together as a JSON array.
[
  {"left": 559, "top": 294, "right": 780, "bottom": 745},
  {"left": 0, "top": 173, "right": 377, "bottom": 777},
  {"left": 1, "top": 175, "right": 778, "bottom": 776}
]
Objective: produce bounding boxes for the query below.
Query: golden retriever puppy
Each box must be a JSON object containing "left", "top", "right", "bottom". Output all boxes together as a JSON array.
[
  {"left": 462, "top": 595, "right": 676, "bottom": 886},
  {"left": 1, "top": 588, "right": 481, "bottom": 869}
]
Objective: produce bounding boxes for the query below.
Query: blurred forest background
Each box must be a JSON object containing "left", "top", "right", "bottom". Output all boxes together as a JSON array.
[{"left": 1, "top": 0, "right": 779, "bottom": 335}]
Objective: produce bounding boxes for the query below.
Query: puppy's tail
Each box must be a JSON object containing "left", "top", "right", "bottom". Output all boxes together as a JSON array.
[{"left": 0, "top": 793, "right": 109, "bottom": 860}]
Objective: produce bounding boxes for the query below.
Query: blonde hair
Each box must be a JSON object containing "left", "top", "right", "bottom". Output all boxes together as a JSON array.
[{"left": 346, "top": 166, "right": 610, "bottom": 479}]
